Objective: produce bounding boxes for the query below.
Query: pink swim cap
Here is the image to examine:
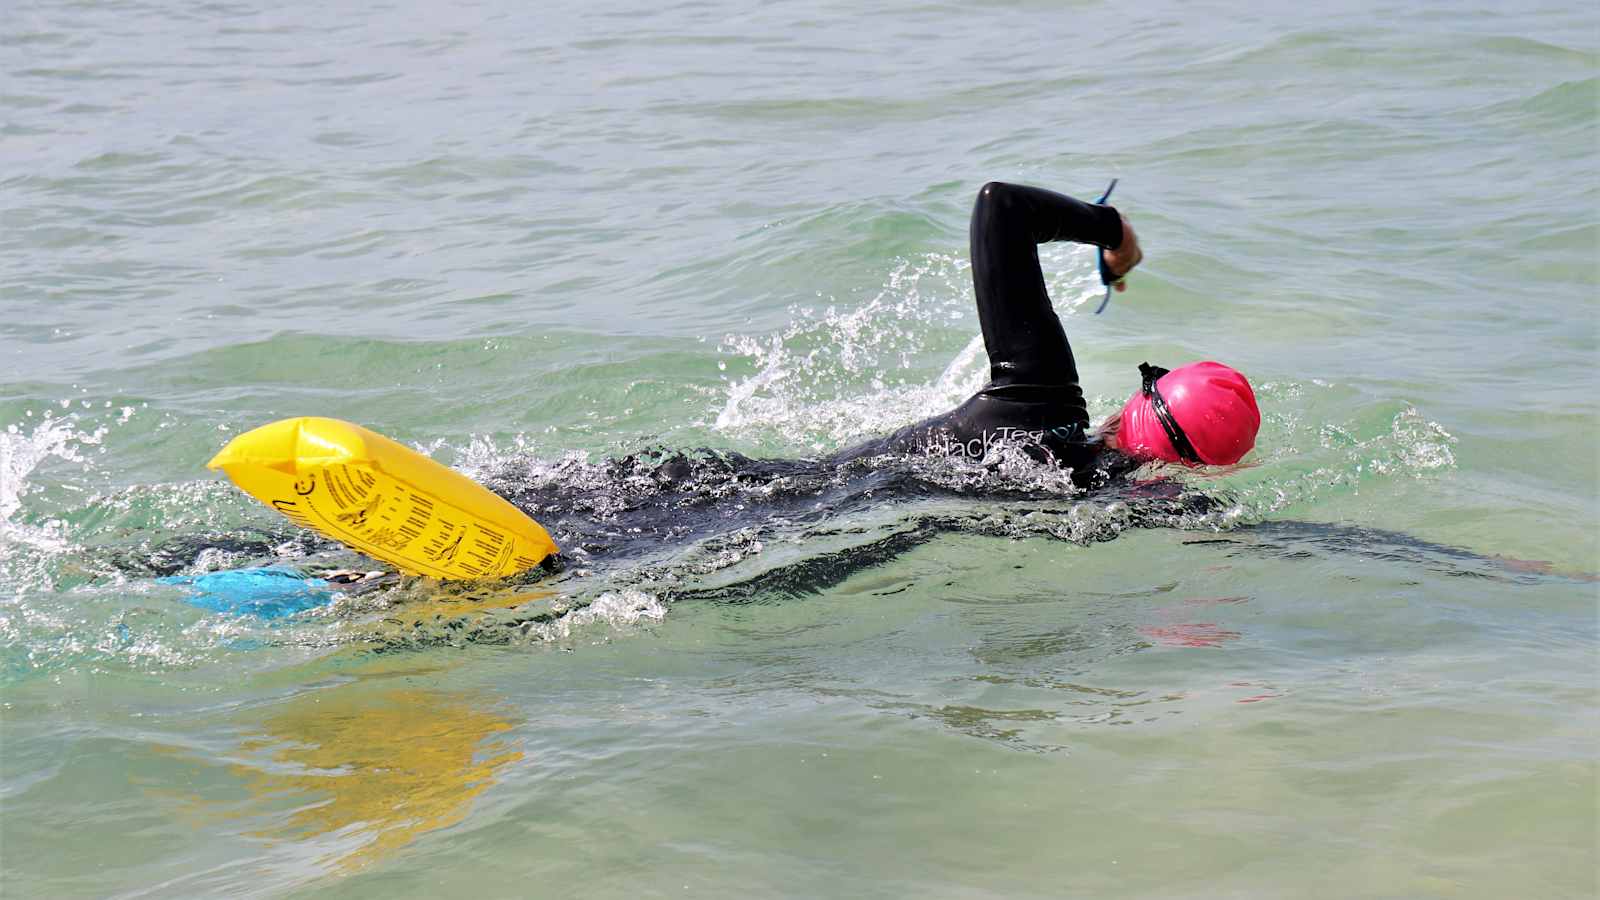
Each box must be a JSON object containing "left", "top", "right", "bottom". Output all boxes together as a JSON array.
[{"left": 1116, "top": 361, "right": 1260, "bottom": 466}]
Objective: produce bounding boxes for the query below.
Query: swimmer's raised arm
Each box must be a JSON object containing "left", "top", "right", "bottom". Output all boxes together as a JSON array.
[{"left": 969, "top": 181, "right": 1140, "bottom": 389}]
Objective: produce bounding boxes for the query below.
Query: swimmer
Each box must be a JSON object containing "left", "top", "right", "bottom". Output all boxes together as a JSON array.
[
  {"left": 143, "top": 180, "right": 1584, "bottom": 627},
  {"left": 840, "top": 181, "right": 1260, "bottom": 485},
  {"left": 175, "top": 180, "right": 1263, "bottom": 587}
]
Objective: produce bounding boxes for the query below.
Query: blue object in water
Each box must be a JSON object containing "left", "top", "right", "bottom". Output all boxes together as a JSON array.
[{"left": 159, "top": 567, "right": 335, "bottom": 619}]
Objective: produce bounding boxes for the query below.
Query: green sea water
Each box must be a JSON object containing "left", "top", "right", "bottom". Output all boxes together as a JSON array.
[{"left": 2, "top": 1, "right": 1597, "bottom": 896}]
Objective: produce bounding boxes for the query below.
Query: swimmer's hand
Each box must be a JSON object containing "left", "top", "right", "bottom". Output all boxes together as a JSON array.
[{"left": 1102, "top": 213, "right": 1143, "bottom": 292}]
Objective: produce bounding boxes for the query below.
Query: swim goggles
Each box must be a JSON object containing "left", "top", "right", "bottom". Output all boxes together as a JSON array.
[
  {"left": 1095, "top": 178, "right": 1121, "bottom": 314},
  {"left": 1139, "top": 362, "right": 1202, "bottom": 464}
]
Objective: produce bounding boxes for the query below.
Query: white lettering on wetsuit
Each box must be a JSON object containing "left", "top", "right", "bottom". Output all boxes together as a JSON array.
[{"left": 929, "top": 426, "right": 1078, "bottom": 459}]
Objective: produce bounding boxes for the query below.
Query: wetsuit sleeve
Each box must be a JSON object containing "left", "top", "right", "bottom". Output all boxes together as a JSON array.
[{"left": 970, "top": 181, "right": 1123, "bottom": 387}]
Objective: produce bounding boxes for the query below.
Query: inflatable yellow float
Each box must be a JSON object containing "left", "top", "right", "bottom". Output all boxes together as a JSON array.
[{"left": 208, "top": 417, "right": 557, "bottom": 580}]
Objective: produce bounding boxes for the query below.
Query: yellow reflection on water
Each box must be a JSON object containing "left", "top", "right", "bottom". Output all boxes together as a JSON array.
[
  {"left": 393, "top": 584, "right": 563, "bottom": 623},
  {"left": 231, "top": 679, "right": 522, "bottom": 872},
  {"left": 372, "top": 584, "right": 568, "bottom": 643}
]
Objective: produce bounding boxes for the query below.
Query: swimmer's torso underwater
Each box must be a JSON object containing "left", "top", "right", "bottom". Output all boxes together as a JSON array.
[{"left": 121, "top": 181, "right": 1581, "bottom": 639}]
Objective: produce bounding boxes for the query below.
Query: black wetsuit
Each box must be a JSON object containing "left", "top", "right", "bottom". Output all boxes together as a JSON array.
[{"left": 840, "top": 182, "right": 1134, "bottom": 483}]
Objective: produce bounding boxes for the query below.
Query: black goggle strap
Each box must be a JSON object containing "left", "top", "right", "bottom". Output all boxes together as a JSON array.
[
  {"left": 1094, "top": 178, "right": 1119, "bottom": 315},
  {"left": 1139, "top": 362, "right": 1202, "bottom": 464}
]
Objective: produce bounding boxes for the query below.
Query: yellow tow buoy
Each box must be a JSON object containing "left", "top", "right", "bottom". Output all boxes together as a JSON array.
[{"left": 208, "top": 417, "right": 557, "bottom": 580}]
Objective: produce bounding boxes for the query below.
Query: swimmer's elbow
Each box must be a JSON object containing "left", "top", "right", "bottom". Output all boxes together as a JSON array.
[{"left": 977, "top": 181, "right": 1020, "bottom": 207}]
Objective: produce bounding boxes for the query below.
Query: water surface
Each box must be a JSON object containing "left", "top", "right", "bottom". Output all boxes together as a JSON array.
[{"left": 2, "top": 0, "right": 1597, "bottom": 896}]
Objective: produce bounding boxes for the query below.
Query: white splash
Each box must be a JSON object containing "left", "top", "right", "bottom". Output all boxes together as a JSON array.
[
  {"left": 522, "top": 589, "right": 666, "bottom": 642},
  {"left": 0, "top": 412, "right": 109, "bottom": 563},
  {"left": 711, "top": 246, "right": 1102, "bottom": 452}
]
